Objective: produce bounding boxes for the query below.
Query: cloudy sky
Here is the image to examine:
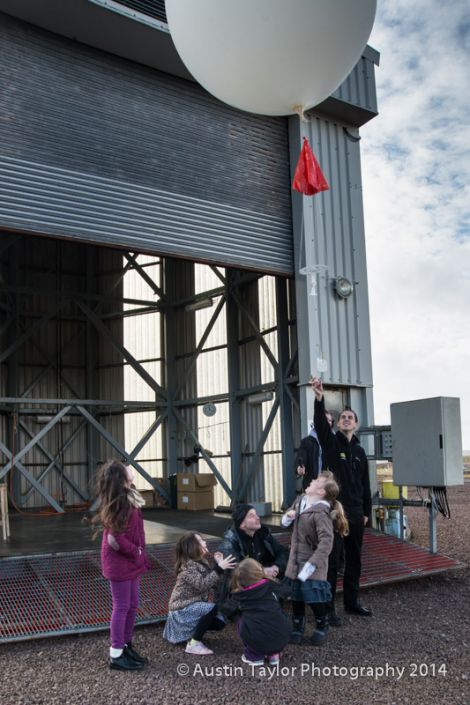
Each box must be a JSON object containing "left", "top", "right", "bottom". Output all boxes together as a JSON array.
[{"left": 360, "top": 0, "right": 470, "bottom": 449}]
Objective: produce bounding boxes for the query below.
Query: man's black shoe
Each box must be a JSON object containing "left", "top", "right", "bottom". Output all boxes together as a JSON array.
[
  {"left": 344, "top": 603, "right": 372, "bottom": 617},
  {"left": 124, "top": 644, "right": 148, "bottom": 664},
  {"left": 109, "top": 652, "right": 145, "bottom": 671}
]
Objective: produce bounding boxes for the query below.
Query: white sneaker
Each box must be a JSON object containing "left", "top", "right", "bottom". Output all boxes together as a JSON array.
[
  {"left": 268, "top": 653, "right": 280, "bottom": 665},
  {"left": 241, "top": 654, "right": 264, "bottom": 666},
  {"left": 185, "top": 641, "right": 214, "bottom": 655}
]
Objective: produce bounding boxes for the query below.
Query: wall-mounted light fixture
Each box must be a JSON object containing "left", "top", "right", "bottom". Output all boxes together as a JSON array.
[
  {"left": 185, "top": 297, "right": 214, "bottom": 312},
  {"left": 247, "top": 391, "right": 274, "bottom": 405},
  {"left": 334, "top": 276, "right": 354, "bottom": 299}
]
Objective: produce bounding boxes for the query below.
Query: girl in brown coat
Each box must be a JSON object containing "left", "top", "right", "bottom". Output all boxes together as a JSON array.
[{"left": 282, "top": 471, "right": 348, "bottom": 645}]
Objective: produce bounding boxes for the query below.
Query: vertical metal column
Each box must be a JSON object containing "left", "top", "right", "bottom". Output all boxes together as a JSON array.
[
  {"left": 276, "top": 277, "right": 295, "bottom": 508},
  {"left": 163, "top": 258, "right": 197, "bottom": 479},
  {"left": 162, "top": 258, "right": 178, "bottom": 479},
  {"left": 238, "top": 274, "right": 265, "bottom": 503},
  {"left": 288, "top": 117, "right": 316, "bottom": 429},
  {"left": 7, "top": 238, "right": 21, "bottom": 504},
  {"left": 86, "top": 247, "right": 98, "bottom": 489},
  {"left": 226, "top": 269, "right": 242, "bottom": 503}
]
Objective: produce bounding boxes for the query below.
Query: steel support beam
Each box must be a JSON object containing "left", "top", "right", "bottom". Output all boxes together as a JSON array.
[
  {"left": 76, "top": 405, "right": 170, "bottom": 502},
  {"left": 0, "top": 406, "right": 72, "bottom": 478},
  {"left": 76, "top": 301, "right": 168, "bottom": 401},
  {"left": 0, "top": 304, "right": 64, "bottom": 365},
  {"left": 172, "top": 408, "right": 232, "bottom": 499},
  {"left": 21, "top": 420, "right": 89, "bottom": 504},
  {"left": 128, "top": 413, "right": 167, "bottom": 461},
  {"left": 226, "top": 269, "right": 242, "bottom": 503},
  {"left": 124, "top": 252, "right": 165, "bottom": 301},
  {"left": 174, "top": 295, "right": 226, "bottom": 400},
  {"left": 231, "top": 289, "right": 278, "bottom": 370},
  {"left": 276, "top": 277, "right": 296, "bottom": 508},
  {"left": 235, "top": 398, "right": 280, "bottom": 503},
  {"left": 18, "top": 420, "right": 89, "bottom": 503},
  {"left": 0, "top": 440, "right": 65, "bottom": 513}
]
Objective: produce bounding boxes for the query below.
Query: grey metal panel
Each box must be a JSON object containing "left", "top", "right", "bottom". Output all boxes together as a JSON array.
[
  {"left": 315, "top": 50, "right": 379, "bottom": 127},
  {"left": 391, "top": 397, "right": 464, "bottom": 487},
  {"left": 291, "top": 113, "right": 373, "bottom": 390},
  {"left": 1, "top": 236, "right": 127, "bottom": 508},
  {"left": 332, "top": 54, "right": 378, "bottom": 114},
  {"left": 0, "top": 14, "right": 293, "bottom": 274}
]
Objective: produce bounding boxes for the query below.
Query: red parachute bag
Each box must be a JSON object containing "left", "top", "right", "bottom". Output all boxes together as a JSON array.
[{"left": 292, "top": 137, "right": 329, "bottom": 196}]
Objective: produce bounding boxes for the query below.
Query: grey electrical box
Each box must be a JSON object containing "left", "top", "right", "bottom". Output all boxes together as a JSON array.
[{"left": 390, "top": 397, "right": 463, "bottom": 487}]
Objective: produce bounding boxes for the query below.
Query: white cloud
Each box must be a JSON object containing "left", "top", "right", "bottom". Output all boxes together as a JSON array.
[{"left": 361, "top": 0, "right": 470, "bottom": 449}]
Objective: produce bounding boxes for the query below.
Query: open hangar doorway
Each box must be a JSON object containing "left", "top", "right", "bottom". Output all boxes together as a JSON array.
[{"left": 0, "top": 230, "right": 306, "bottom": 550}]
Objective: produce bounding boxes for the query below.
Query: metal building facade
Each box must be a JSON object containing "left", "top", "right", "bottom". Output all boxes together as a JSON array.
[
  {"left": 0, "top": 13, "right": 292, "bottom": 275},
  {"left": 0, "top": 1, "right": 379, "bottom": 514}
]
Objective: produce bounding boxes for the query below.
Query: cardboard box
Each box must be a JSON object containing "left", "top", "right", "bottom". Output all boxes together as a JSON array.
[
  {"left": 177, "top": 490, "right": 214, "bottom": 511},
  {"left": 140, "top": 490, "right": 155, "bottom": 508},
  {"left": 176, "top": 473, "right": 217, "bottom": 492},
  {"left": 139, "top": 479, "right": 168, "bottom": 508}
]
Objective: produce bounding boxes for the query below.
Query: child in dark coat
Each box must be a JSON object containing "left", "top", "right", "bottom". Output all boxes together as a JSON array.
[{"left": 221, "top": 558, "right": 291, "bottom": 666}]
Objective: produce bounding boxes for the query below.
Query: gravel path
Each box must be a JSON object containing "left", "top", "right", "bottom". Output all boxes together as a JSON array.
[{"left": 1, "top": 484, "right": 469, "bottom": 705}]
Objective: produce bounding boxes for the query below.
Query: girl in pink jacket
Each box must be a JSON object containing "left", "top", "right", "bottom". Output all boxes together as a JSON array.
[{"left": 93, "top": 460, "right": 149, "bottom": 671}]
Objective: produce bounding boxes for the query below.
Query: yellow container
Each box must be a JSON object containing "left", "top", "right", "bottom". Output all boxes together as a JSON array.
[{"left": 382, "top": 480, "right": 407, "bottom": 500}]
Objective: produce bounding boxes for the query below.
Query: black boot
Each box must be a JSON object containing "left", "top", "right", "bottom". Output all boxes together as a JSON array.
[
  {"left": 124, "top": 643, "right": 148, "bottom": 664},
  {"left": 326, "top": 603, "right": 342, "bottom": 627},
  {"left": 310, "top": 616, "right": 329, "bottom": 646},
  {"left": 109, "top": 652, "right": 145, "bottom": 671},
  {"left": 289, "top": 616, "right": 306, "bottom": 645}
]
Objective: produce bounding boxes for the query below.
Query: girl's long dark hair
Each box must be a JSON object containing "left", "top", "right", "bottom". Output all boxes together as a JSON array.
[
  {"left": 174, "top": 532, "right": 207, "bottom": 574},
  {"left": 92, "top": 460, "right": 131, "bottom": 535}
]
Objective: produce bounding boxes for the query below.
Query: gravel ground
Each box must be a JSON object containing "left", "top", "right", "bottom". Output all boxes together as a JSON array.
[{"left": 1, "top": 484, "right": 469, "bottom": 705}]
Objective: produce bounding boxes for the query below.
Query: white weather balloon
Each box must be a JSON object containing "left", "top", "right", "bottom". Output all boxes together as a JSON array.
[{"left": 165, "top": 0, "right": 377, "bottom": 116}]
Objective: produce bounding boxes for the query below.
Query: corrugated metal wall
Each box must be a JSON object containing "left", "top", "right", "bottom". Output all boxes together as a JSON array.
[
  {"left": 0, "top": 13, "right": 292, "bottom": 274},
  {"left": 0, "top": 236, "right": 126, "bottom": 508},
  {"left": 331, "top": 50, "right": 378, "bottom": 115},
  {"left": 293, "top": 114, "right": 373, "bottom": 389}
]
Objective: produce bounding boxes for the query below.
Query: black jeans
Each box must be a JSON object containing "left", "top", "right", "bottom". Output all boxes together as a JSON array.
[
  {"left": 192, "top": 604, "right": 225, "bottom": 641},
  {"left": 327, "top": 520, "right": 364, "bottom": 608}
]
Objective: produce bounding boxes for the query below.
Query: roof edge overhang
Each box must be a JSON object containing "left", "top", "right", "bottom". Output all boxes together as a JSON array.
[{"left": 0, "top": 0, "right": 379, "bottom": 125}]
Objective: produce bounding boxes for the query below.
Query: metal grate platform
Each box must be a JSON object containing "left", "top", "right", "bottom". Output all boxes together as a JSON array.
[{"left": 0, "top": 532, "right": 464, "bottom": 643}]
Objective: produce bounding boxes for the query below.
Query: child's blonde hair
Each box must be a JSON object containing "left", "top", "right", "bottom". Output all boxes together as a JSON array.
[
  {"left": 231, "top": 557, "right": 265, "bottom": 592},
  {"left": 319, "top": 470, "right": 349, "bottom": 537}
]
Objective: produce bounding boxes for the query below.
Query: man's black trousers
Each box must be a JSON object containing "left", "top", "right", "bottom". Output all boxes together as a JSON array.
[{"left": 327, "top": 519, "right": 364, "bottom": 609}]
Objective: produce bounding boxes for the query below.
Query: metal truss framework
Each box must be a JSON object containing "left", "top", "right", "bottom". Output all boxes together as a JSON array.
[{"left": 0, "top": 234, "right": 299, "bottom": 513}]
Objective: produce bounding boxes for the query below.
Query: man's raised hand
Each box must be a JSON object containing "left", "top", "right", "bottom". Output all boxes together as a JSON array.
[{"left": 310, "top": 376, "right": 324, "bottom": 400}]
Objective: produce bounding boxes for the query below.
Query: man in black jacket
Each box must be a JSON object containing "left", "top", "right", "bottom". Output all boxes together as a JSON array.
[
  {"left": 312, "top": 377, "right": 372, "bottom": 618},
  {"left": 218, "top": 504, "right": 288, "bottom": 578},
  {"left": 295, "top": 413, "right": 334, "bottom": 491}
]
